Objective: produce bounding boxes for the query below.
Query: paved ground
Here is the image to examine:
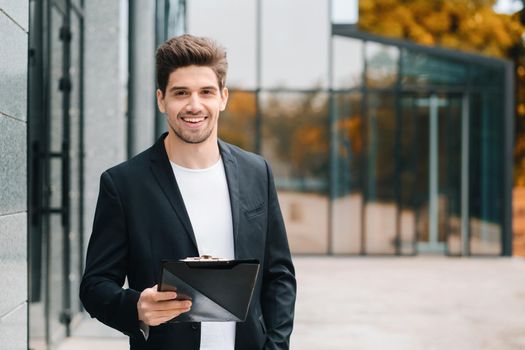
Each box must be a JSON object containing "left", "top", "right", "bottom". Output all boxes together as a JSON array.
[{"left": 57, "top": 256, "right": 525, "bottom": 350}]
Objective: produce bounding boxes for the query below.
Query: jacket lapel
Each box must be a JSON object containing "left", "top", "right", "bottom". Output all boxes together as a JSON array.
[
  {"left": 219, "top": 140, "right": 241, "bottom": 258},
  {"left": 149, "top": 133, "right": 198, "bottom": 250}
]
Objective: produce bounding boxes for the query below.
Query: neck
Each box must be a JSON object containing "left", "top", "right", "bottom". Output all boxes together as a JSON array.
[{"left": 164, "top": 131, "right": 220, "bottom": 169}]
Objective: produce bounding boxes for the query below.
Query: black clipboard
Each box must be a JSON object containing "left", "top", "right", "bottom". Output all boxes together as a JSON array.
[{"left": 158, "top": 258, "right": 260, "bottom": 323}]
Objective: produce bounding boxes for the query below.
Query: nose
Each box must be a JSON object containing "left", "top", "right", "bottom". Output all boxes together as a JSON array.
[{"left": 186, "top": 94, "right": 202, "bottom": 113}]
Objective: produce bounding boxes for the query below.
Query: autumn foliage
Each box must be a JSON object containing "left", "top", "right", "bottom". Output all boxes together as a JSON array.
[
  {"left": 359, "top": 0, "right": 523, "bottom": 58},
  {"left": 360, "top": 0, "right": 525, "bottom": 185}
]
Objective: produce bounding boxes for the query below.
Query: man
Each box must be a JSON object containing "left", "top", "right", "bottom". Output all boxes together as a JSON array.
[{"left": 80, "top": 34, "right": 296, "bottom": 350}]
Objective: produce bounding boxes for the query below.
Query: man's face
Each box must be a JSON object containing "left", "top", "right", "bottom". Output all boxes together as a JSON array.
[{"left": 156, "top": 65, "right": 228, "bottom": 144}]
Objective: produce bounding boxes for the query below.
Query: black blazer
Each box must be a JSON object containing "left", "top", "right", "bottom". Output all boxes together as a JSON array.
[{"left": 80, "top": 134, "right": 296, "bottom": 350}]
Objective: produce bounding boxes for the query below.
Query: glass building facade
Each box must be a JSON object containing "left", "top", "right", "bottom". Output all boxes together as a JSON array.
[
  {"left": 28, "top": 0, "right": 86, "bottom": 347},
  {"left": 187, "top": 0, "right": 513, "bottom": 256},
  {"left": 328, "top": 28, "right": 513, "bottom": 257}
]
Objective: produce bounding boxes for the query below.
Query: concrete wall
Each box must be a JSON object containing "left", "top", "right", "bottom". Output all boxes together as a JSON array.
[{"left": 0, "top": 1, "right": 29, "bottom": 349}]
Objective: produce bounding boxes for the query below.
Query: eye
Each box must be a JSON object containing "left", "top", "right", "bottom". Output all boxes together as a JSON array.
[
  {"left": 202, "top": 89, "right": 214, "bottom": 95},
  {"left": 174, "top": 90, "right": 188, "bottom": 96}
]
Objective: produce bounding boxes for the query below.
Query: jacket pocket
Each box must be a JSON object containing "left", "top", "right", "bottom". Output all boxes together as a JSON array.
[{"left": 244, "top": 202, "right": 265, "bottom": 220}]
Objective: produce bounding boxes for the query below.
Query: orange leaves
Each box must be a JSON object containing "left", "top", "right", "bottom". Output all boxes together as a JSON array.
[
  {"left": 224, "top": 91, "right": 256, "bottom": 116},
  {"left": 338, "top": 117, "right": 363, "bottom": 156},
  {"left": 358, "top": 0, "right": 525, "bottom": 58}
]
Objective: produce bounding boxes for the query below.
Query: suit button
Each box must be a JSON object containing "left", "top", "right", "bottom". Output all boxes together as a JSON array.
[{"left": 192, "top": 324, "right": 199, "bottom": 330}]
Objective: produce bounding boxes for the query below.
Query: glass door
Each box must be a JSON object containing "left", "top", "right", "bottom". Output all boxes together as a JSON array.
[
  {"left": 29, "top": 0, "right": 84, "bottom": 348},
  {"left": 400, "top": 93, "right": 463, "bottom": 255}
]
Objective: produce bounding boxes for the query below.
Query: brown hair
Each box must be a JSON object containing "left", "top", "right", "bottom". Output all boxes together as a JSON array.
[{"left": 156, "top": 34, "right": 228, "bottom": 94}]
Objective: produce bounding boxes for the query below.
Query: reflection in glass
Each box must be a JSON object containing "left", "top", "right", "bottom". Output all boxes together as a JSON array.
[
  {"left": 165, "top": 0, "right": 186, "bottom": 38},
  {"left": 68, "top": 11, "right": 83, "bottom": 316},
  {"left": 409, "top": 96, "right": 431, "bottom": 251},
  {"left": 48, "top": 7, "right": 67, "bottom": 343},
  {"left": 261, "top": 0, "right": 329, "bottom": 89},
  {"left": 399, "top": 95, "right": 418, "bottom": 255},
  {"left": 187, "top": 0, "right": 256, "bottom": 89},
  {"left": 400, "top": 94, "right": 463, "bottom": 255},
  {"left": 261, "top": 92, "right": 329, "bottom": 253},
  {"left": 469, "top": 93, "right": 503, "bottom": 255},
  {"left": 30, "top": 4, "right": 87, "bottom": 347},
  {"left": 332, "top": 36, "right": 363, "bottom": 90},
  {"left": 469, "top": 64, "right": 504, "bottom": 88},
  {"left": 331, "top": 93, "right": 363, "bottom": 254},
  {"left": 365, "top": 93, "right": 397, "bottom": 254},
  {"left": 365, "top": 42, "right": 399, "bottom": 88},
  {"left": 219, "top": 91, "right": 256, "bottom": 153},
  {"left": 441, "top": 97, "right": 462, "bottom": 256},
  {"left": 402, "top": 49, "right": 467, "bottom": 87}
]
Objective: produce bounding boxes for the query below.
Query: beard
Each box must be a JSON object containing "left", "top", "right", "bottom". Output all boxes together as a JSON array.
[{"left": 168, "top": 112, "right": 215, "bottom": 144}]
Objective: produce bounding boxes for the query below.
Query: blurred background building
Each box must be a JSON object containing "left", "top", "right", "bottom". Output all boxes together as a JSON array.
[{"left": 0, "top": 0, "right": 524, "bottom": 349}]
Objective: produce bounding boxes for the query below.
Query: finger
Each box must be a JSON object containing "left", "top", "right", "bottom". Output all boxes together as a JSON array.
[
  {"left": 150, "top": 300, "right": 192, "bottom": 311},
  {"left": 146, "top": 306, "right": 191, "bottom": 319},
  {"left": 152, "top": 290, "right": 178, "bottom": 302},
  {"left": 142, "top": 285, "right": 177, "bottom": 301},
  {"left": 139, "top": 300, "right": 191, "bottom": 317},
  {"left": 141, "top": 285, "right": 168, "bottom": 298}
]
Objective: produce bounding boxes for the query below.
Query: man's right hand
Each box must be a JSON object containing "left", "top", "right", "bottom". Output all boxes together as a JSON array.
[{"left": 137, "top": 285, "right": 192, "bottom": 326}]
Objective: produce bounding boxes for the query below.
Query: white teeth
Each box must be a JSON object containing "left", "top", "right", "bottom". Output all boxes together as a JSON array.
[{"left": 182, "top": 117, "right": 205, "bottom": 123}]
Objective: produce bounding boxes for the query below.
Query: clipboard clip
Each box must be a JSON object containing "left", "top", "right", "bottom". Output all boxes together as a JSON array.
[{"left": 180, "top": 255, "right": 227, "bottom": 262}]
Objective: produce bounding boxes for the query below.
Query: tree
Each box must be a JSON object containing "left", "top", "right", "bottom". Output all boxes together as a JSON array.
[
  {"left": 360, "top": 0, "right": 523, "bottom": 57},
  {"left": 359, "top": 0, "right": 525, "bottom": 185}
]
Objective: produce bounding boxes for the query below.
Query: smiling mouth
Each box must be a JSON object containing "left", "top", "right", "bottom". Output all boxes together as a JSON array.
[{"left": 180, "top": 116, "right": 207, "bottom": 124}]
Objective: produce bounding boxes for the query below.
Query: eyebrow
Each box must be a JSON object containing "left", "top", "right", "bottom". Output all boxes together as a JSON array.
[{"left": 168, "top": 86, "right": 218, "bottom": 92}]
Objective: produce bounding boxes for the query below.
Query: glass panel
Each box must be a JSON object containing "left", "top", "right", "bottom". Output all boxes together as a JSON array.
[
  {"left": 51, "top": 0, "right": 67, "bottom": 12},
  {"left": 401, "top": 49, "right": 468, "bottom": 87},
  {"left": 187, "top": 0, "right": 256, "bottom": 89},
  {"left": 261, "top": 0, "right": 329, "bottom": 89},
  {"left": 441, "top": 96, "right": 462, "bottom": 256},
  {"left": 50, "top": 8, "right": 63, "bottom": 155},
  {"left": 407, "top": 95, "right": 431, "bottom": 253},
  {"left": 469, "top": 92, "right": 503, "bottom": 255},
  {"left": 261, "top": 92, "right": 330, "bottom": 253},
  {"left": 28, "top": 1, "right": 46, "bottom": 347},
  {"left": 402, "top": 93, "right": 463, "bottom": 255},
  {"left": 166, "top": 0, "right": 185, "bottom": 37},
  {"left": 49, "top": 6, "right": 66, "bottom": 345},
  {"left": 469, "top": 64, "right": 504, "bottom": 88},
  {"left": 399, "top": 95, "right": 418, "bottom": 255},
  {"left": 48, "top": 212, "right": 65, "bottom": 344},
  {"left": 69, "top": 10, "right": 82, "bottom": 315},
  {"left": 218, "top": 91, "right": 256, "bottom": 153},
  {"left": 365, "top": 42, "right": 398, "bottom": 89},
  {"left": 71, "top": 0, "right": 82, "bottom": 10},
  {"left": 331, "top": 92, "right": 363, "bottom": 254},
  {"left": 332, "top": 36, "right": 363, "bottom": 90},
  {"left": 364, "top": 92, "right": 397, "bottom": 254}
]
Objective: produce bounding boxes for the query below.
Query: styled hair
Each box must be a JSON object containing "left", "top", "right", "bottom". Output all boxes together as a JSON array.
[{"left": 156, "top": 34, "right": 228, "bottom": 94}]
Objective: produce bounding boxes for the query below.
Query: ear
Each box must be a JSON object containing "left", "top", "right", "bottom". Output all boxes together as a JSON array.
[
  {"left": 219, "top": 87, "right": 229, "bottom": 111},
  {"left": 156, "top": 89, "right": 166, "bottom": 113}
]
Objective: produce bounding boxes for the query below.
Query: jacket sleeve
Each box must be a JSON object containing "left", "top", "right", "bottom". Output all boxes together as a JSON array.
[
  {"left": 261, "top": 161, "right": 297, "bottom": 350},
  {"left": 79, "top": 171, "right": 142, "bottom": 337}
]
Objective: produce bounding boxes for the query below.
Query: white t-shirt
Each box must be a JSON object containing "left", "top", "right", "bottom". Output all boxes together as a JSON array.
[{"left": 171, "top": 158, "right": 236, "bottom": 350}]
